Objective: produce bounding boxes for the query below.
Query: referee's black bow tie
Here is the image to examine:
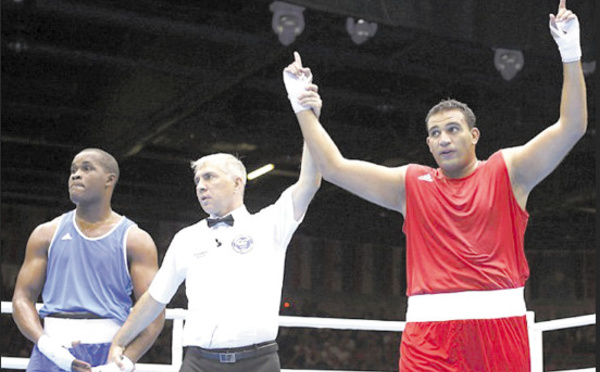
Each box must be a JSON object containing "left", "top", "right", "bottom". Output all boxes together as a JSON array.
[{"left": 206, "top": 214, "right": 234, "bottom": 228}]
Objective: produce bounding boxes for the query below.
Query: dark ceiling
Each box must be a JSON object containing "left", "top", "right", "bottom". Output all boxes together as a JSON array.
[{"left": 1, "top": 0, "right": 596, "bottom": 246}]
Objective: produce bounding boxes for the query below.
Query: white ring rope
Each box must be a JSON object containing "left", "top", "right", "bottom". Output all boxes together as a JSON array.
[
  {"left": 1, "top": 302, "right": 595, "bottom": 372},
  {"left": 533, "top": 314, "right": 595, "bottom": 332}
]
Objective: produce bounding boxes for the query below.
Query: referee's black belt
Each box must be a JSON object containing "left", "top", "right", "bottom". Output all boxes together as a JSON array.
[{"left": 191, "top": 341, "right": 278, "bottom": 363}]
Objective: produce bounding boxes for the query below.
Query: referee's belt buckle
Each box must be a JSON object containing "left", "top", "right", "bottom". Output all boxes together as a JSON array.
[{"left": 218, "top": 353, "right": 236, "bottom": 363}]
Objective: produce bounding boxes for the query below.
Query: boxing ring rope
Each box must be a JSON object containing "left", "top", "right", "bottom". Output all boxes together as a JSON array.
[{"left": 1, "top": 302, "right": 595, "bottom": 372}]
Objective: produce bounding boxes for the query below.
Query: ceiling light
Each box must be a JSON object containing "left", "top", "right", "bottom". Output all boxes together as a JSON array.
[
  {"left": 582, "top": 61, "right": 595, "bottom": 76},
  {"left": 494, "top": 48, "right": 524, "bottom": 81},
  {"left": 270, "top": 1, "right": 305, "bottom": 46},
  {"left": 247, "top": 164, "right": 275, "bottom": 180},
  {"left": 346, "top": 17, "right": 377, "bottom": 45}
]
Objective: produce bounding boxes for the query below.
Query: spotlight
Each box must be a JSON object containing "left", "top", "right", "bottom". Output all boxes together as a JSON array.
[
  {"left": 494, "top": 48, "right": 524, "bottom": 81},
  {"left": 270, "top": 1, "right": 305, "bottom": 46},
  {"left": 346, "top": 17, "right": 377, "bottom": 45}
]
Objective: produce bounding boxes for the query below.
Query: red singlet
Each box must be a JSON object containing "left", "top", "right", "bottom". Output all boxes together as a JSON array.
[{"left": 400, "top": 151, "right": 531, "bottom": 371}]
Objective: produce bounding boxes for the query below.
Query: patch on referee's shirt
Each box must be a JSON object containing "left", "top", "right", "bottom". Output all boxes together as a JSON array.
[{"left": 231, "top": 235, "right": 253, "bottom": 254}]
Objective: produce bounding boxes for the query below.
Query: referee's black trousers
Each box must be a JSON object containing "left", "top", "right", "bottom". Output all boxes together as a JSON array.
[{"left": 180, "top": 345, "right": 280, "bottom": 372}]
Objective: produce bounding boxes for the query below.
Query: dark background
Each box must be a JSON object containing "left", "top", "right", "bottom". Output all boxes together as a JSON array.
[{"left": 1, "top": 0, "right": 595, "bottom": 371}]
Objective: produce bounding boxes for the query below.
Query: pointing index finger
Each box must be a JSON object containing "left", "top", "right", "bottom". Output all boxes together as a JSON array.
[
  {"left": 294, "top": 51, "right": 303, "bottom": 68},
  {"left": 558, "top": 0, "right": 566, "bottom": 12}
]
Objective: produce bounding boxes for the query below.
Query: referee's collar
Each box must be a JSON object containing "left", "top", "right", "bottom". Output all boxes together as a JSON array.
[{"left": 208, "top": 205, "right": 249, "bottom": 221}]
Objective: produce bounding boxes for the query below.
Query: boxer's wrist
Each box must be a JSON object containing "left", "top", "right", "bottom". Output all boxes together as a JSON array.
[
  {"left": 283, "top": 70, "right": 311, "bottom": 113},
  {"left": 549, "top": 16, "right": 581, "bottom": 63},
  {"left": 37, "top": 334, "right": 76, "bottom": 371}
]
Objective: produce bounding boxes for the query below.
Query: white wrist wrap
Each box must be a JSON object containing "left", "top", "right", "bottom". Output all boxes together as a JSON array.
[
  {"left": 549, "top": 16, "right": 581, "bottom": 63},
  {"left": 37, "top": 334, "right": 76, "bottom": 371},
  {"left": 91, "top": 363, "right": 120, "bottom": 372},
  {"left": 120, "top": 356, "right": 135, "bottom": 372},
  {"left": 283, "top": 70, "right": 311, "bottom": 113},
  {"left": 91, "top": 356, "right": 134, "bottom": 372}
]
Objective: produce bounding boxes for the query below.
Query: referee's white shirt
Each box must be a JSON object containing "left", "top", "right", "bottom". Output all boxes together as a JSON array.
[{"left": 148, "top": 187, "right": 304, "bottom": 348}]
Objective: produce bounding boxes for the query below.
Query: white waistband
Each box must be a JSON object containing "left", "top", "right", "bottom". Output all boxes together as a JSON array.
[
  {"left": 406, "top": 287, "right": 526, "bottom": 323},
  {"left": 44, "top": 317, "right": 121, "bottom": 347}
]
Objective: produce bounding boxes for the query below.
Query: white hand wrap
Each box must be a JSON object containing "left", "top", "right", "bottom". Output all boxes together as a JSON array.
[
  {"left": 91, "top": 363, "right": 121, "bottom": 372},
  {"left": 91, "top": 356, "right": 134, "bottom": 372},
  {"left": 120, "top": 356, "right": 135, "bottom": 372},
  {"left": 549, "top": 15, "right": 581, "bottom": 63},
  {"left": 37, "top": 334, "right": 76, "bottom": 371},
  {"left": 283, "top": 70, "right": 311, "bottom": 114}
]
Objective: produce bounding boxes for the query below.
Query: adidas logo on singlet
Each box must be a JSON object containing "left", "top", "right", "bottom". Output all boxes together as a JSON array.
[
  {"left": 60, "top": 233, "right": 73, "bottom": 240},
  {"left": 417, "top": 174, "right": 433, "bottom": 182}
]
